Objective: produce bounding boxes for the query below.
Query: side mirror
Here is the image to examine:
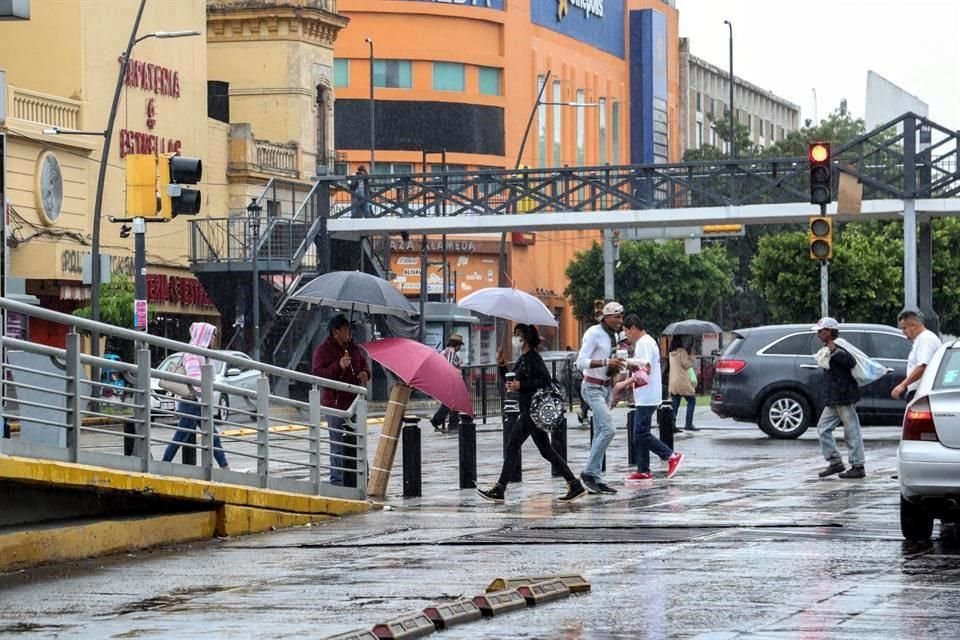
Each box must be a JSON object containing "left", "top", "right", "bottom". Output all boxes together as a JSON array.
[{"left": 226, "top": 367, "right": 242, "bottom": 377}]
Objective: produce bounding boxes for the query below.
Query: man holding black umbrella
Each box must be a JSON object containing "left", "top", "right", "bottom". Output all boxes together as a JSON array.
[{"left": 312, "top": 314, "right": 371, "bottom": 487}]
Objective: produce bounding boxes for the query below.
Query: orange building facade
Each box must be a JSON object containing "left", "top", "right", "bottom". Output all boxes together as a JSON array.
[{"left": 333, "top": 0, "right": 681, "bottom": 352}]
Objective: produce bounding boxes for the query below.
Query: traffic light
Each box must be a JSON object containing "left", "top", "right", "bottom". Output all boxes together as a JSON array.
[
  {"left": 808, "top": 142, "right": 832, "bottom": 205},
  {"left": 158, "top": 154, "right": 202, "bottom": 219},
  {"left": 808, "top": 216, "right": 832, "bottom": 260},
  {"left": 125, "top": 154, "right": 158, "bottom": 216}
]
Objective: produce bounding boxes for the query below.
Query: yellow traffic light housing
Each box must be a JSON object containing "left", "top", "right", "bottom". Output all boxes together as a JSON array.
[
  {"left": 159, "top": 153, "right": 203, "bottom": 219},
  {"left": 808, "top": 142, "right": 832, "bottom": 205},
  {"left": 809, "top": 216, "right": 832, "bottom": 260},
  {"left": 125, "top": 154, "right": 158, "bottom": 217}
]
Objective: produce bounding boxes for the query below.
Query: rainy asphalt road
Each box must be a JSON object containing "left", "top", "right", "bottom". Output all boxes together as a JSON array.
[{"left": 2, "top": 408, "right": 959, "bottom": 640}]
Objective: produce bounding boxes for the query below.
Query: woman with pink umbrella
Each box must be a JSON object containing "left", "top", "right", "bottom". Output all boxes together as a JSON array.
[{"left": 476, "top": 324, "right": 587, "bottom": 504}]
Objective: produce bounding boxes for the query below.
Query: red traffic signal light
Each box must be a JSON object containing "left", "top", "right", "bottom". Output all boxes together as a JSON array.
[{"left": 808, "top": 142, "right": 832, "bottom": 205}]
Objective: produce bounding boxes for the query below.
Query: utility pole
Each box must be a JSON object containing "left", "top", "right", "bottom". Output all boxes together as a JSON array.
[{"left": 133, "top": 217, "right": 147, "bottom": 331}]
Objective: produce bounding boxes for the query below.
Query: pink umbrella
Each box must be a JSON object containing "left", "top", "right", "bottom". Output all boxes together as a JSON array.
[{"left": 361, "top": 337, "right": 474, "bottom": 415}]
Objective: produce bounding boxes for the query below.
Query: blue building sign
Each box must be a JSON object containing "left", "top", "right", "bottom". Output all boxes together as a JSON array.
[
  {"left": 630, "top": 9, "right": 669, "bottom": 165},
  {"left": 393, "top": 0, "right": 505, "bottom": 9},
  {"left": 531, "top": 0, "right": 625, "bottom": 58}
]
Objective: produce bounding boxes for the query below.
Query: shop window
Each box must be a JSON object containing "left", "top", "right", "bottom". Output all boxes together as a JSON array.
[
  {"left": 479, "top": 66, "right": 501, "bottom": 96},
  {"left": 374, "top": 60, "right": 412, "bottom": 88},
  {"left": 433, "top": 62, "right": 465, "bottom": 92},
  {"left": 537, "top": 75, "right": 547, "bottom": 168},
  {"left": 612, "top": 101, "right": 620, "bottom": 163},
  {"left": 576, "top": 89, "right": 585, "bottom": 165},
  {"left": 598, "top": 97, "right": 607, "bottom": 164},
  {"left": 334, "top": 59, "right": 349, "bottom": 88},
  {"left": 552, "top": 80, "right": 562, "bottom": 165}
]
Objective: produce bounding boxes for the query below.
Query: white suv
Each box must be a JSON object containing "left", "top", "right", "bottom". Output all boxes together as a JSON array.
[
  {"left": 150, "top": 350, "right": 261, "bottom": 420},
  {"left": 897, "top": 339, "right": 960, "bottom": 541}
]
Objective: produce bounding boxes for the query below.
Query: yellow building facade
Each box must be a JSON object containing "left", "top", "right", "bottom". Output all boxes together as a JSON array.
[{"left": 0, "top": 0, "right": 344, "bottom": 347}]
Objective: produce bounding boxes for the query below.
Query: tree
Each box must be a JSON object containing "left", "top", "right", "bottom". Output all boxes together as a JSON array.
[
  {"left": 73, "top": 273, "right": 141, "bottom": 362},
  {"left": 764, "top": 100, "right": 866, "bottom": 157},
  {"left": 565, "top": 240, "right": 734, "bottom": 333}
]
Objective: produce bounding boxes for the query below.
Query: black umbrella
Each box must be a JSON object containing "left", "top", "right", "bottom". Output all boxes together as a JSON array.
[
  {"left": 662, "top": 319, "right": 722, "bottom": 336},
  {"left": 291, "top": 271, "right": 417, "bottom": 318}
]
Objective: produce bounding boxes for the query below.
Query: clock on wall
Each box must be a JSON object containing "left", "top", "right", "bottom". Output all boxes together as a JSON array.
[{"left": 36, "top": 151, "right": 64, "bottom": 224}]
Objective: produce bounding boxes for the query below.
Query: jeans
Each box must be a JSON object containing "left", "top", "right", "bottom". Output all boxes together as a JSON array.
[
  {"left": 582, "top": 382, "right": 614, "bottom": 481},
  {"left": 671, "top": 394, "right": 696, "bottom": 429},
  {"left": 497, "top": 413, "right": 576, "bottom": 488},
  {"left": 817, "top": 404, "right": 865, "bottom": 466},
  {"left": 162, "top": 400, "right": 228, "bottom": 468},
  {"left": 328, "top": 414, "right": 357, "bottom": 487},
  {"left": 633, "top": 405, "right": 673, "bottom": 473}
]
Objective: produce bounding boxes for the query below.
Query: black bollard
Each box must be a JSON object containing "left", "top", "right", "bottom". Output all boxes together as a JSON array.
[
  {"left": 458, "top": 414, "right": 477, "bottom": 489},
  {"left": 657, "top": 402, "right": 675, "bottom": 451},
  {"left": 589, "top": 416, "right": 606, "bottom": 472},
  {"left": 2, "top": 418, "right": 9, "bottom": 439},
  {"left": 626, "top": 407, "right": 636, "bottom": 466},
  {"left": 402, "top": 420, "right": 422, "bottom": 497},
  {"left": 550, "top": 416, "right": 568, "bottom": 477},
  {"left": 123, "top": 420, "right": 136, "bottom": 456}
]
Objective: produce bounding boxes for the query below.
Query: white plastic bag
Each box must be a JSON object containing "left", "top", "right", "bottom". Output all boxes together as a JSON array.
[{"left": 835, "top": 338, "right": 888, "bottom": 387}]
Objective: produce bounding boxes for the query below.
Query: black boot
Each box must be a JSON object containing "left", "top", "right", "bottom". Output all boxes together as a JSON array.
[
  {"left": 838, "top": 465, "right": 865, "bottom": 479},
  {"left": 818, "top": 460, "right": 846, "bottom": 478}
]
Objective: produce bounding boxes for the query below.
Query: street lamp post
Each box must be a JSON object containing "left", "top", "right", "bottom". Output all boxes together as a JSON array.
[
  {"left": 248, "top": 198, "right": 263, "bottom": 361},
  {"left": 364, "top": 37, "right": 375, "bottom": 174},
  {"left": 723, "top": 20, "right": 734, "bottom": 160}
]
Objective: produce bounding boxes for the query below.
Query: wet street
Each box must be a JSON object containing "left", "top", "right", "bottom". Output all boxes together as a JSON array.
[{"left": 2, "top": 409, "right": 959, "bottom": 639}]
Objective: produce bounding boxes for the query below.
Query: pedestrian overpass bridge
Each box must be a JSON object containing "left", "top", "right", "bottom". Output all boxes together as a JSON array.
[{"left": 188, "top": 112, "right": 960, "bottom": 369}]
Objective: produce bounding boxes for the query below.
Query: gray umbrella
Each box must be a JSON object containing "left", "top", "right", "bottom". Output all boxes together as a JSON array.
[
  {"left": 291, "top": 271, "right": 417, "bottom": 318},
  {"left": 662, "top": 319, "right": 722, "bottom": 335}
]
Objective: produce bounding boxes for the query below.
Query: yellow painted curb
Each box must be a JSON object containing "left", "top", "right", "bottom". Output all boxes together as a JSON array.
[
  {"left": 221, "top": 416, "right": 385, "bottom": 439},
  {"left": 0, "top": 512, "right": 217, "bottom": 573},
  {"left": 0, "top": 455, "right": 371, "bottom": 517},
  {"left": 218, "top": 504, "right": 332, "bottom": 537}
]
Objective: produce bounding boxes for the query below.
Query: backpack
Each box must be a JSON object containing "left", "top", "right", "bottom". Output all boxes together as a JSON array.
[{"left": 529, "top": 380, "right": 566, "bottom": 431}]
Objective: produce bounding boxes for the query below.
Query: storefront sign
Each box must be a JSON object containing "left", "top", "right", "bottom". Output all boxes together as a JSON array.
[
  {"left": 532, "top": 0, "right": 623, "bottom": 58},
  {"left": 146, "top": 274, "right": 215, "bottom": 308},
  {"left": 118, "top": 58, "right": 184, "bottom": 158},
  {"left": 398, "top": 0, "right": 504, "bottom": 9},
  {"left": 60, "top": 249, "right": 133, "bottom": 278},
  {"left": 557, "top": 0, "right": 604, "bottom": 20},
  {"left": 124, "top": 58, "right": 182, "bottom": 98}
]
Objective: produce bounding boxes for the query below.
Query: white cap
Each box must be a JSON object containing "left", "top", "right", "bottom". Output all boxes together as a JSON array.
[
  {"left": 602, "top": 301, "right": 624, "bottom": 316},
  {"left": 811, "top": 317, "right": 839, "bottom": 331}
]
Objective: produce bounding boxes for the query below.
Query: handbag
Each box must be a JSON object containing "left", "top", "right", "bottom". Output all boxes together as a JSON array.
[
  {"left": 688, "top": 367, "right": 698, "bottom": 386},
  {"left": 632, "top": 368, "right": 649, "bottom": 388},
  {"left": 159, "top": 361, "right": 195, "bottom": 399},
  {"left": 529, "top": 380, "right": 566, "bottom": 431}
]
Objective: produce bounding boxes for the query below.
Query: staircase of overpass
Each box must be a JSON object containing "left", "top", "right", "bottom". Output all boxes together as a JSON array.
[{"left": 189, "top": 113, "right": 960, "bottom": 369}]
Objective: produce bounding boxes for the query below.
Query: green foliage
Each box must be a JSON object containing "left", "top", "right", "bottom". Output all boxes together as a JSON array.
[
  {"left": 72, "top": 273, "right": 136, "bottom": 328},
  {"left": 931, "top": 217, "right": 960, "bottom": 335},
  {"left": 764, "top": 100, "right": 866, "bottom": 157},
  {"left": 565, "top": 240, "right": 734, "bottom": 333}
]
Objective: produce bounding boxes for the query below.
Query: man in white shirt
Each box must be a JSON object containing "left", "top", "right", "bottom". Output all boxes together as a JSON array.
[
  {"left": 576, "top": 301, "right": 626, "bottom": 494},
  {"left": 615, "top": 315, "right": 683, "bottom": 481},
  {"left": 892, "top": 309, "right": 942, "bottom": 403}
]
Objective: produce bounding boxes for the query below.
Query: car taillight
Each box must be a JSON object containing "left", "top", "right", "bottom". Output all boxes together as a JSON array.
[
  {"left": 902, "top": 397, "right": 940, "bottom": 442},
  {"left": 714, "top": 359, "right": 747, "bottom": 375}
]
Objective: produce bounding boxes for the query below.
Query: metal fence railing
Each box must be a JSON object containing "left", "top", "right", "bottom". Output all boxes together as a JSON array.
[{"left": 0, "top": 297, "right": 368, "bottom": 501}]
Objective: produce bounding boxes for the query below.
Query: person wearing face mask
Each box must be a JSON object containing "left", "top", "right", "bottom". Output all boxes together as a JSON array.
[
  {"left": 476, "top": 324, "right": 587, "bottom": 503},
  {"left": 575, "top": 301, "right": 626, "bottom": 495}
]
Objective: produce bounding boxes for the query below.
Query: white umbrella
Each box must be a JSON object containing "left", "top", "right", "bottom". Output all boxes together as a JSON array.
[{"left": 457, "top": 287, "right": 558, "bottom": 327}]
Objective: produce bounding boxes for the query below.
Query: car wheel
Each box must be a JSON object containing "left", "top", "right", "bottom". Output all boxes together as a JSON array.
[
  {"left": 900, "top": 494, "right": 934, "bottom": 541},
  {"left": 758, "top": 390, "right": 811, "bottom": 439},
  {"left": 216, "top": 394, "right": 230, "bottom": 422}
]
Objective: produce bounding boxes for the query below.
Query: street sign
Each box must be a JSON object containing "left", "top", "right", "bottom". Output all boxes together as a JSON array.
[{"left": 134, "top": 299, "right": 147, "bottom": 331}]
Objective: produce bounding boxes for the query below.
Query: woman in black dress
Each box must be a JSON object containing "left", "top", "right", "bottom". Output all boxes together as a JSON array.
[{"left": 477, "top": 324, "right": 587, "bottom": 503}]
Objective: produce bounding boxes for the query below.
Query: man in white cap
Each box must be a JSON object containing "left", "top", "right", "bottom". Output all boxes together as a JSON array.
[
  {"left": 576, "top": 301, "right": 626, "bottom": 494},
  {"left": 812, "top": 317, "right": 866, "bottom": 479}
]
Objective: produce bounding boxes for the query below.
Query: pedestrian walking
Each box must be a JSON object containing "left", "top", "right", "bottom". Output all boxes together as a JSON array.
[
  {"left": 162, "top": 322, "right": 230, "bottom": 470},
  {"left": 812, "top": 317, "right": 866, "bottom": 479},
  {"left": 349, "top": 165, "right": 371, "bottom": 218},
  {"left": 312, "top": 314, "right": 371, "bottom": 487},
  {"left": 615, "top": 315, "right": 683, "bottom": 481},
  {"left": 476, "top": 324, "right": 587, "bottom": 503},
  {"left": 668, "top": 335, "right": 699, "bottom": 432},
  {"left": 576, "top": 301, "right": 626, "bottom": 494},
  {"left": 891, "top": 309, "right": 942, "bottom": 403},
  {"left": 430, "top": 334, "right": 464, "bottom": 433}
]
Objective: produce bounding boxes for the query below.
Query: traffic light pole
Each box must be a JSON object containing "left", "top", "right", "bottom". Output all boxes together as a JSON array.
[
  {"left": 134, "top": 217, "right": 147, "bottom": 331},
  {"left": 818, "top": 203, "right": 828, "bottom": 317}
]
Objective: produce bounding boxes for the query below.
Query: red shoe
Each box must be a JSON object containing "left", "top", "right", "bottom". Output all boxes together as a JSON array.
[
  {"left": 666, "top": 453, "right": 684, "bottom": 478},
  {"left": 625, "top": 471, "right": 653, "bottom": 481}
]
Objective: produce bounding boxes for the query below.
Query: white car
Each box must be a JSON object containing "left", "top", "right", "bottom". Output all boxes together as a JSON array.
[
  {"left": 897, "top": 338, "right": 960, "bottom": 541},
  {"left": 151, "top": 350, "right": 262, "bottom": 420}
]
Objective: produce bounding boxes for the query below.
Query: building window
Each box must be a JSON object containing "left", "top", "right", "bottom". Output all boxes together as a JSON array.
[
  {"left": 598, "top": 97, "right": 607, "bottom": 164},
  {"left": 433, "top": 62, "right": 465, "bottom": 92},
  {"left": 479, "top": 66, "right": 501, "bottom": 96},
  {"left": 696, "top": 121, "right": 703, "bottom": 148},
  {"left": 769, "top": 122, "right": 774, "bottom": 139},
  {"left": 373, "top": 163, "right": 414, "bottom": 174},
  {"left": 612, "top": 101, "right": 620, "bottom": 163},
  {"left": 552, "top": 80, "right": 562, "bottom": 166},
  {"left": 537, "top": 75, "right": 547, "bottom": 167},
  {"left": 576, "top": 89, "right": 585, "bottom": 165},
  {"left": 374, "top": 60, "right": 412, "bottom": 88},
  {"left": 334, "top": 59, "right": 349, "bottom": 88},
  {"left": 696, "top": 91, "right": 702, "bottom": 112}
]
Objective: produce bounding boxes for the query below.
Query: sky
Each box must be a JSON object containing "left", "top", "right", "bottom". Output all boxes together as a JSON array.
[{"left": 675, "top": 0, "right": 960, "bottom": 131}]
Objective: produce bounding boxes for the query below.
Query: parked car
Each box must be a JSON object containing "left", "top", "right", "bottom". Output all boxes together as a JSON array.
[
  {"left": 710, "top": 323, "right": 910, "bottom": 438},
  {"left": 151, "top": 350, "right": 261, "bottom": 420},
  {"left": 897, "top": 339, "right": 960, "bottom": 541}
]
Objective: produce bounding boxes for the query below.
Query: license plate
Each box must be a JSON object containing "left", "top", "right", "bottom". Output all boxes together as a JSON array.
[{"left": 160, "top": 399, "right": 175, "bottom": 411}]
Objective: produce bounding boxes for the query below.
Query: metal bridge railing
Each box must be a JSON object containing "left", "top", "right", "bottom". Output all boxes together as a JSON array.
[{"left": 0, "top": 297, "right": 368, "bottom": 501}]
